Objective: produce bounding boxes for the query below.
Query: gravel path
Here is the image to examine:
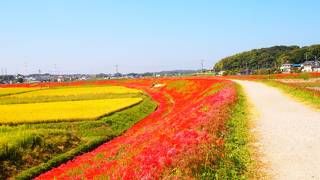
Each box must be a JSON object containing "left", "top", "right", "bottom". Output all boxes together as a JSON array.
[{"left": 235, "top": 80, "right": 320, "bottom": 180}]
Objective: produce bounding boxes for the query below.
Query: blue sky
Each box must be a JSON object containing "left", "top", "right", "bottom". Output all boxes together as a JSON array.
[{"left": 1, "top": 0, "right": 320, "bottom": 74}]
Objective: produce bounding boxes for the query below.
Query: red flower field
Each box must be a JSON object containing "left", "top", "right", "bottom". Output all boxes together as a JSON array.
[{"left": 5, "top": 78, "right": 237, "bottom": 179}]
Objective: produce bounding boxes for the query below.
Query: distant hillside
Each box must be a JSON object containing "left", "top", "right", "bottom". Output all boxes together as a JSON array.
[{"left": 214, "top": 44, "right": 320, "bottom": 74}]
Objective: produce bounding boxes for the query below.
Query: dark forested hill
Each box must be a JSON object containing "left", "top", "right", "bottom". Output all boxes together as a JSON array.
[{"left": 214, "top": 44, "right": 320, "bottom": 74}]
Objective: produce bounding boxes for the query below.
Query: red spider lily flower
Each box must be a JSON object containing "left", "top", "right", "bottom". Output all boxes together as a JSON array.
[{"left": 32, "top": 78, "right": 237, "bottom": 179}]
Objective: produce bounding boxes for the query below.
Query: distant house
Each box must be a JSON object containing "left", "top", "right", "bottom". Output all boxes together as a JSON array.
[
  {"left": 290, "top": 63, "right": 303, "bottom": 72},
  {"left": 292, "top": 64, "right": 302, "bottom": 68},
  {"left": 302, "top": 61, "right": 320, "bottom": 72},
  {"left": 25, "top": 77, "right": 37, "bottom": 83},
  {"left": 126, "top": 73, "right": 140, "bottom": 79},
  {"left": 217, "top": 71, "right": 225, "bottom": 76},
  {"left": 237, "top": 69, "right": 252, "bottom": 75},
  {"left": 280, "top": 64, "right": 292, "bottom": 73},
  {"left": 57, "top": 75, "right": 64, "bottom": 82},
  {"left": 79, "top": 76, "right": 88, "bottom": 81}
]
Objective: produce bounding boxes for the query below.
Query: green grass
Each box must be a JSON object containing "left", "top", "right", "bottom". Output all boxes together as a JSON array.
[
  {"left": 199, "top": 84, "right": 252, "bottom": 179},
  {"left": 263, "top": 80, "right": 320, "bottom": 109},
  {"left": 0, "top": 95, "right": 157, "bottom": 179},
  {"left": 166, "top": 80, "right": 196, "bottom": 93}
]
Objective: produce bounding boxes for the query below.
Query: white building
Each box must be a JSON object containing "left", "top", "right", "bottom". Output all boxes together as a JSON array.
[
  {"left": 302, "top": 61, "right": 320, "bottom": 72},
  {"left": 280, "top": 64, "right": 292, "bottom": 73},
  {"left": 217, "top": 71, "right": 225, "bottom": 76}
]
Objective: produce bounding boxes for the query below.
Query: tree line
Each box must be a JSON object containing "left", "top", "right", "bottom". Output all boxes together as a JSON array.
[{"left": 214, "top": 44, "right": 320, "bottom": 75}]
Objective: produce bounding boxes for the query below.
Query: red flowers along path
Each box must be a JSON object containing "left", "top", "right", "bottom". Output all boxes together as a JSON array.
[{"left": 35, "top": 78, "right": 237, "bottom": 179}]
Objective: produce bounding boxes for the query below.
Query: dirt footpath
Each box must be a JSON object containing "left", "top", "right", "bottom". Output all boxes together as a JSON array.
[{"left": 235, "top": 80, "right": 320, "bottom": 180}]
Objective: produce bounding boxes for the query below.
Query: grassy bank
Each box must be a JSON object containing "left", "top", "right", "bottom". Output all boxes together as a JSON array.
[
  {"left": 200, "top": 84, "right": 252, "bottom": 179},
  {"left": 263, "top": 80, "right": 320, "bottom": 109},
  {"left": 0, "top": 96, "right": 157, "bottom": 179}
]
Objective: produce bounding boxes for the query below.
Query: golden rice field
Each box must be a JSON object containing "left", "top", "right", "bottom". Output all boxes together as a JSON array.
[
  {"left": 0, "top": 86, "right": 142, "bottom": 104},
  {"left": 0, "top": 87, "right": 39, "bottom": 96},
  {"left": 0, "top": 85, "right": 144, "bottom": 124},
  {"left": 9, "top": 86, "right": 141, "bottom": 98},
  {"left": 0, "top": 98, "right": 142, "bottom": 124},
  {"left": 0, "top": 84, "right": 152, "bottom": 179}
]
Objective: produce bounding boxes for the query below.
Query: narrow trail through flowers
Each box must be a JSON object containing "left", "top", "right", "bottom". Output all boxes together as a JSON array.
[
  {"left": 235, "top": 80, "right": 320, "bottom": 180},
  {"left": 36, "top": 78, "right": 237, "bottom": 179}
]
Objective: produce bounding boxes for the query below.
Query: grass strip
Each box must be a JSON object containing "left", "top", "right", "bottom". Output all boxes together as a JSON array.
[
  {"left": 202, "top": 84, "right": 252, "bottom": 179},
  {"left": 263, "top": 80, "right": 320, "bottom": 109}
]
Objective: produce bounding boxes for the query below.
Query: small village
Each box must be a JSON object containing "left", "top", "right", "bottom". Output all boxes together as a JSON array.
[
  {"left": 280, "top": 60, "right": 320, "bottom": 73},
  {"left": 0, "top": 70, "right": 198, "bottom": 84},
  {"left": 215, "top": 59, "right": 320, "bottom": 76}
]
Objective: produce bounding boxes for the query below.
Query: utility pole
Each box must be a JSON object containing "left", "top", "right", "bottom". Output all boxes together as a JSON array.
[
  {"left": 24, "top": 62, "right": 28, "bottom": 75},
  {"left": 54, "top": 64, "right": 57, "bottom": 75},
  {"left": 114, "top": 65, "right": 119, "bottom": 74},
  {"left": 201, "top": 59, "right": 204, "bottom": 73}
]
